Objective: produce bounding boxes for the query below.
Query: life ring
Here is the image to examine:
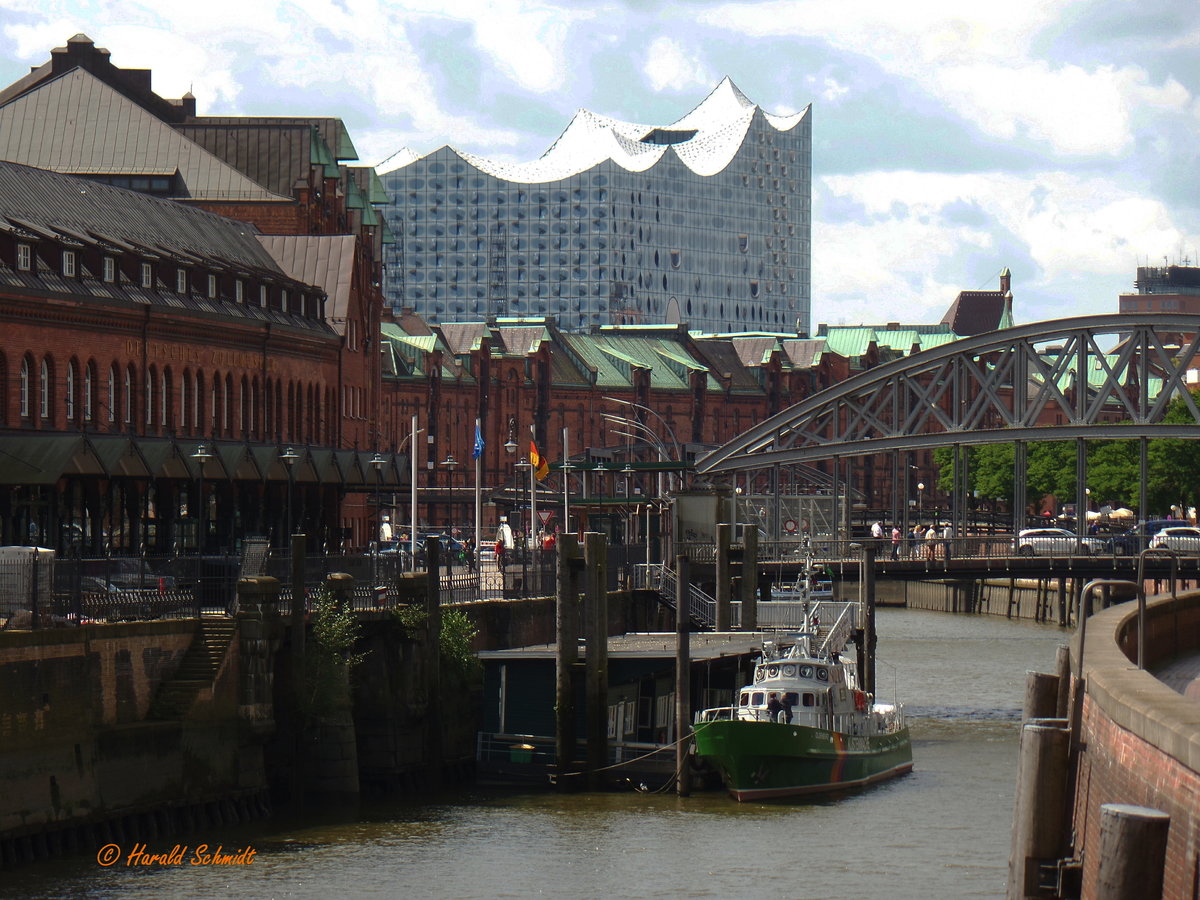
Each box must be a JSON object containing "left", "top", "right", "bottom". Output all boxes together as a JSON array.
[{"left": 853, "top": 691, "right": 867, "bottom": 712}]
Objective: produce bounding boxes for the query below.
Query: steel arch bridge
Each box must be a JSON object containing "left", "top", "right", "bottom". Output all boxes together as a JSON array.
[{"left": 696, "top": 314, "right": 1200, "bottom": 532}]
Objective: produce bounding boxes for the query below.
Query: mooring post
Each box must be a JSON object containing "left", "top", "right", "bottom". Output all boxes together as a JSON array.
[
  {"left": 863, "top": 544, "right": 877, "bottom": 696},
  {"left": 584, "top": 533, "right": 608, "bottom": 790},
  {"left": 1095, "top": 804, "right": 1170, "bottom": 900},
  {"left": 1022, "top": 672, "right": 1059, "bottom": 722},
  {"left": 555, "top": 534, "right": 582, "bottom": 785},
  {"left": 675, "top": 554, "right": 691, "bottom": 797},
  {"left": 289, "top": 532, "right": 307, "bottom": 809},
  {"left": 741, "top": 526, "right": 758, "bottom": 632},
  {"left": 425, "top": 537, "right": 443, "bottom": 788},
  {"left": 715, "top": 523, "right": 731, "bottom": 631},
  {"left": 1054, "top": 645, "right": 1071, "bottom": 719},
  {"left": 1007, "top": 718, "right": 1071, "bottom": 900}
]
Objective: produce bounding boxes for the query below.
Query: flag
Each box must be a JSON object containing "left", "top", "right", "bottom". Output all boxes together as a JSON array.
[
  {"left": 530, "top": 439, "right": 550, "bottom": 481},
  {"left": 472, "top": 422, "right": 484, "bottom": 460}
]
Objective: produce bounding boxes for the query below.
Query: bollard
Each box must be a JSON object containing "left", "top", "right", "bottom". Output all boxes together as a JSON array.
[
  {"left": 324, "top": 572, "right": 354, "bottom": 611},
  {"left": 1007, "top": 718, "right": 1070, "bottom": 900},
  {"left": 236, "top": 575, "right": 281, "bottom": 614},
  {"left": 1095, "top": 804, "right": 1170, "bottom": 900}
]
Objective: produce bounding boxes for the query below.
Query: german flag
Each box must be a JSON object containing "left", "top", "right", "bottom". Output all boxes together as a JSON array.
[{"left": 530, "top": 440, "right": 550, "bottom": 481}]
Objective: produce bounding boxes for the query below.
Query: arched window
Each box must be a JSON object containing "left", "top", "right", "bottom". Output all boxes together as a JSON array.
[
  {"left": 224, "top": 373, "right": 232, "bottom": 434},
  {"left": 194, "top": 370, "right": 204, "bottom": 433},
  {"left": 161, "top": 368, "right": 171, "bottom": 427},
  {"left": 240, "top": 377, "right": 248, "bottom": 437},
  {"left": 40, "top": 358, "right": 50, "bottom": 422},
  {"left": 66, "top": 360, "right": 76, "bottom": 422},
  {"left": 181, "top": 370, "right": 191, "bottom": 434},
  {"left": 145, "top": 365, "right": 155, "bottom": 426},
  {"left": 19, "top": 357, "right": 30, "bottom": 419},
  {"left": 83, "top": 361, "right": 94, "bottom": 422},
  {"left": 108, "top": 364, "right": 117, "bottom": 424},
  {"left": 210, "top": 375, "right": 219, "bottom": 434},
  {"left": 124, "top": 365, "right": 135, "bottom": 426}
]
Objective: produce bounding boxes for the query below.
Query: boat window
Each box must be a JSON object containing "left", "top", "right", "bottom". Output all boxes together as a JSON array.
[
  {"left": 816, "top": 668, "right": 829, "bottom": 682},
  {"left": 783, "top": 693, "right": 799, "bottom": 707},
  {"left": 751, "top": 692, "right": 764, "bottom": 706},
  {"left": 739, "top": 692, "right": 749, "bottom": 706},
  {"left": 782, "top": 664, "right": 796, "bottom": 677},
  {"left": 754, "top": 668, "right": 764, "bottom": 683},
  {"left": 799, "top": 665, "right": 814, "bottom": 679},
  {"left": 767, "top": 665, "right": 779, "bottom": 677},
  {"left": 802, "top": 693, "right": 816, "bottom": 707}
]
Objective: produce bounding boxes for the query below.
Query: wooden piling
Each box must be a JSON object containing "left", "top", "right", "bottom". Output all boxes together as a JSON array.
[
  {"left": 1095, "top": 804, "right": 1170, "bottom": 900},
  {"left": 583, "top": 533, "right": 608, "bottom": 790},
  {"left": 555, "top": 535, "right": 582, "bottom": 784},
  {"left": 1022, "top": 672, "right": 1059, "bottom": 722},
  {"left": 715, "top": 523, "right": 731, "bottom": 631},
  {"left": 862, "top": 544, "right": 877, "bottom": 696},
  {"left": 425, "top": 537, "right": 443, "bottom": 789},
  {"left": 1007, "top": 718, "right": 1070, "bottom": 900},
  {"left": 675, "top": 554, "right": 691, "bottom": 797},
  {"left": 741, "top": 526, "right": 758, "bottom": 631},
  {"left": 1054, "top": 645, "right": 1071, "bottom": 720}
]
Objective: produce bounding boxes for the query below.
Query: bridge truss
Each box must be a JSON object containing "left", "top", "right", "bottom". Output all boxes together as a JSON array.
[{"left": 696, "top": 314, "right": 1200, "bottom": 537}]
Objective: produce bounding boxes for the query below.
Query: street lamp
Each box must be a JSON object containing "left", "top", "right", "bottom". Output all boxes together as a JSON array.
[
  {"left": 281, "top": 446, "right": 299, "bottom": 543},
  {"left": 441, "top": 454, "right": 458, "bottom": 537},
  {"left": 917, "top": 481, "right": 925, "bottom": 525},
  {"left": 370, "top": 452, "right": 385, "bottom": 547},
  {"left": 192, "top": 443, "right": 213, "bottom": 553}
]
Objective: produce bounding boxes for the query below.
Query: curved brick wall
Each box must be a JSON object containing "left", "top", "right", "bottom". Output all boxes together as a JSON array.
[{"left": 1073, "top": 592, "right": 1200, "bottom": 899}]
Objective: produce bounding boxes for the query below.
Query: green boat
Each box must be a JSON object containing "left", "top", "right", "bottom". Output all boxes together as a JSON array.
[{"left": 693, "top": 598, "right": 912, "bottom": 801}]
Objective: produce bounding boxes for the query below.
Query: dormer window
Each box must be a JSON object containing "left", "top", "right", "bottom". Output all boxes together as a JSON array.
[
  {"left": 235, "top": 279, "right": 244, "bottom": 303},
  {"left": 207, "top": 274, "right": 218, "bottom": 299},
  {"left": 141, "top": 262, "right": 153, "bottom": 289},
  {"left": 103, "top": 256, "right": 116, "bottom": 283},
  {"left": 62, "top": 250, "right": 76, "bottom": 277},
  {"left": 259, "top": 284, "right": 268, "bottom": 308},
  {"left": 16, "top": 243, "right": 31, "bottom": 271},
  {"left": 176, "top": 269, "right": 188, "bottom": 294},
  {"left": 280, "top": 288, "right": 288, "bottom": 311}
]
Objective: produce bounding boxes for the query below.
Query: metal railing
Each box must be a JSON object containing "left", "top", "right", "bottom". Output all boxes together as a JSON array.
[{"left": 630, "top": 562, "right": 716, "bottom": 627}]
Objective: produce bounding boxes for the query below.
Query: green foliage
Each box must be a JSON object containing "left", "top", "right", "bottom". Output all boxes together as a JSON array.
[
  {"left": 439, "top": 608, "right": 480, "bottom": 682},
  {"left": 391, "top": 603, "right": 428, "bottom": 637},
  {"left": 300, "top": 587, "right": 366, "bottom": 722}
]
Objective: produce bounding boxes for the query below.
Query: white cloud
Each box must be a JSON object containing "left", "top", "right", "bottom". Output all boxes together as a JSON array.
[
  {"left": 643, "top": 36, "right": 713, "bottom": 93},
  {"left": 813, "top": 169, "right": 1200, "bottom": 325}
]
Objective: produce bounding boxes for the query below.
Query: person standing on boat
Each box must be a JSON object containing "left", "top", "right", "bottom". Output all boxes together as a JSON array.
[
  {"left": 767, "top": 694, "right": 782, "bottom": 723},
  {"left": 781, "top": 694, "right": 795, "bottom": 724}
]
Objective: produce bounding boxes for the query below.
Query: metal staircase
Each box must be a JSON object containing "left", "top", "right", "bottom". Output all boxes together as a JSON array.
[{"left": 632, "top": 563, "right": 716, "bottom": 628}]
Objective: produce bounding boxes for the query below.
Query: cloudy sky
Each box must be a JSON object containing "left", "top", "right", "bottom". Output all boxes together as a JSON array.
[{"left": 1, "top": 0, "right": 1198, "bottom": 329}]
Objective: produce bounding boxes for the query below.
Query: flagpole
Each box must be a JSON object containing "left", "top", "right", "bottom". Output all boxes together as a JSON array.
[
  {"left": 474, "top": 417, "right": 481, "bottom": 567},
  {"left": 530, "top": 423, "right": 537, "bottom": 550}
]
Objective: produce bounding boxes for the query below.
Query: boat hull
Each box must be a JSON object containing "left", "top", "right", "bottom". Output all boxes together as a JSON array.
[{"left": 693, "top": 719, "right": 913, "bottom": 801}]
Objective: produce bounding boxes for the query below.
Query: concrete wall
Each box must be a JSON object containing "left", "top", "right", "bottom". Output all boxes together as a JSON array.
[{"left": 1071, "top": 592, "right": 1200, "bottom": 899}]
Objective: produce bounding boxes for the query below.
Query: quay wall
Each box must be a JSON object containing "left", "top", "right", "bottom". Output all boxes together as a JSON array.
[
  {"left": 0, "top": 620, "right": 268, "bottom": 860},
  {"left": 884, "top": 578, "right": 1081, "bottom": 624},
  {"left": 1069, "top": 592, "right": 1200, "bottom": 900}
]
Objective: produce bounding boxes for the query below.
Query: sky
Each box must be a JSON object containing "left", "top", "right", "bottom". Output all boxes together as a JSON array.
[{"left": 1, "top": 0, "right": 1199, "bottom": 330}]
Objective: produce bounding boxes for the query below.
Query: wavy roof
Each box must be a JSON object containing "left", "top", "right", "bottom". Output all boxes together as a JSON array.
[{"left": 382, "top": 78, "right": 808, "bottom": 183}]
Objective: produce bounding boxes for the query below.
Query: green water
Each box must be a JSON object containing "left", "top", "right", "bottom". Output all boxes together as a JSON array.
[{"left": 6, "top": 609, "right": 1065, "bottom": 899}]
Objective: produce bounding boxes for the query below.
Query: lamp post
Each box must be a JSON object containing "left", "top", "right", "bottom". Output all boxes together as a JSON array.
[
  {"left": 370, "top": 451, "right": 385, "bottom": 545},
  {"left": 280, "top": 446, "right": 299, "bottom": 544},
  {"left": 441, "top": 454, "right": 458, "bottom": 561},
  {"left": 191, "top": 443, "right": 213, "bottom": 615},
  {"left": 515, "top": 455, "right": 532, "bottom": 595},
  {"left": 917, "top": 481, "right": 925, "bottom": 526}
]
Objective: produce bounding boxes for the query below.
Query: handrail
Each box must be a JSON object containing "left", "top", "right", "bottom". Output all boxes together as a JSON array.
[
  {"left": 818, "top": 601, "right": 855, "bottom": 659},
  {"left": 1137, "top": 547, "right": 1179, "bottom": 602}
]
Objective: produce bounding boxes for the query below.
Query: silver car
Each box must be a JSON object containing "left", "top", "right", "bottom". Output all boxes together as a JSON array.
[
  {"left": 1015, "top": 527, "right": 1105, "bottom": 557},
  {"left": 1148, "top": 526, "right": 1200, "bottom": 554}
]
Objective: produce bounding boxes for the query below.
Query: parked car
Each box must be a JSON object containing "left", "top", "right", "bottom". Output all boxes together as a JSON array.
[
  {"left": 1105, "top": 520, "right": 1175, "bottom": 556},
  {"left": 1148, "top": 526, "right": 1200, "bottom": 554},
  {"left": 1014, "top": 528, "right": 1105, "bottom": 557}
]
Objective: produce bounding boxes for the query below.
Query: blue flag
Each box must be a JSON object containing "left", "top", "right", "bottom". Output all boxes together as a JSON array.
[{"left": 472, "top": 422, "right": 484, "bottom": 460}]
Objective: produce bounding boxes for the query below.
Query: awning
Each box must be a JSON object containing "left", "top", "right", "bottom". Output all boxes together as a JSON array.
[
  {"left": 0, "top": 435, "right": 97, "bottom": 484},
  {"left": 89, "top": 435, "right": 151, "bottom": 478}
]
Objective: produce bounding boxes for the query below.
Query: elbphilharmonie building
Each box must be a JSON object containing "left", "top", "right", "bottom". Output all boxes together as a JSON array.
[{"left": 378, "top": 79, "right": 810, "bottom": 335}]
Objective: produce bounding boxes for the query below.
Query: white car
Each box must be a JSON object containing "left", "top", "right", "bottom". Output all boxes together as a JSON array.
[
  {"left": 1148, "top": 526, "right": 1200, "bottom": 554},
  {"left": 1015, "top": 527, "right": 1105, "bottom": 557}
]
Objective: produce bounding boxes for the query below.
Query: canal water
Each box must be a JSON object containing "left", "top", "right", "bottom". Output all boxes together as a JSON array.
[{"left": 8, "top": 609, "right": 1065, "bottom": 900}]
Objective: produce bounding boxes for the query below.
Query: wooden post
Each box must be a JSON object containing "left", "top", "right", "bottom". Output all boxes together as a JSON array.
[
  {"left": 1057, "top": 577, "right": 1068, "bottom": 627},
  {"left": 741, "top": 526, "right": 758, "bottom": 631},
  {"left": 555, "top": 534, "right": 582, "bottom": 784},
  {"left": 583, "top": 533, "right": 608, "bottom": 790},
  {"left": 863, "top": 544, "right": 877, "bottom": 696},
  {"left": 290, "top": 533, "right": 306, "bottom": 661},
  {"left": 1095, "top": 804, "right": 1170, "bottom": 900},
  {"left": 1054, "top": 645, "right": 1071, "bottom": 720},
  {"left": 675, "top": 554, "right": 691, "bottom": 797},
  {"left": 1022, "top": 672, "right": 1059, "bottom": 722},
  {"left": 425, "top": 537, "right": 442, "bottom": 788},
  {"left": 1006, "top": 577, "right": 1017, "bottom": 619},
  {"left": 1007, "top": 719, "right": 1070, "bottom": 900},
  {"left": 715, "top": 523, "right": 731, "bottom": 631}
]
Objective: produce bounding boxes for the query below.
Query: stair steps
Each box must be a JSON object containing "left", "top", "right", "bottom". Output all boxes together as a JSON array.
[{"left": 148, "top": 619, "right": 236, "bottom": 720}]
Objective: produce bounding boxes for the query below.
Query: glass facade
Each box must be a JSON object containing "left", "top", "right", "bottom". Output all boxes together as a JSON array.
[{"left": 379, "top": 89, "right": 810, "bottom": 335}]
